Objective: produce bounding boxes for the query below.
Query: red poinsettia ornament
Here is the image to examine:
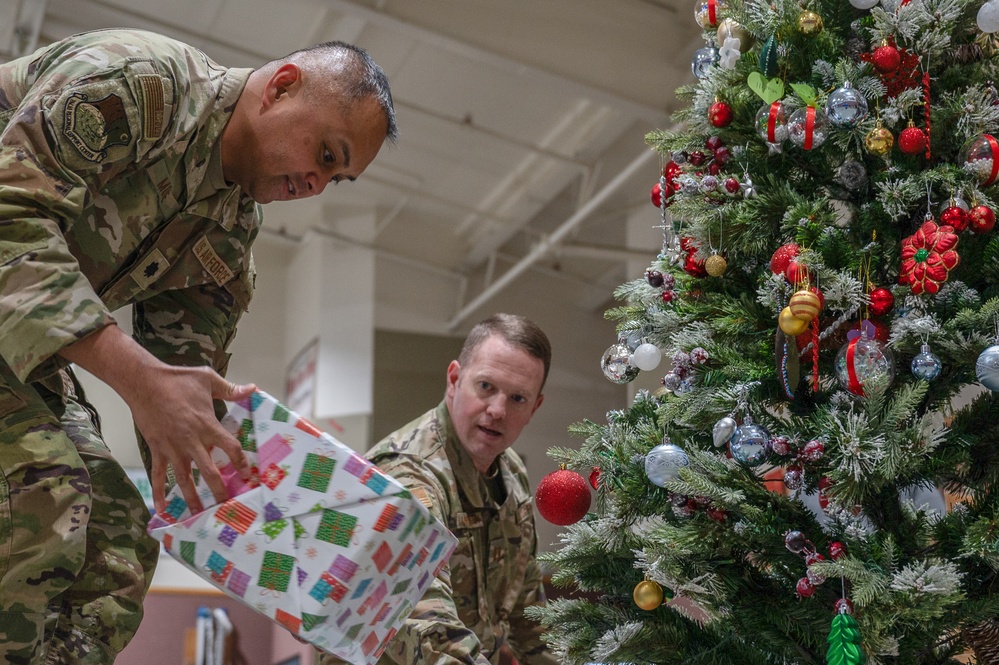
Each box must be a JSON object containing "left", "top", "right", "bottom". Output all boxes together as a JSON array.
[{"left": 899, "top": 220, "right": 960, "bottom": 295}]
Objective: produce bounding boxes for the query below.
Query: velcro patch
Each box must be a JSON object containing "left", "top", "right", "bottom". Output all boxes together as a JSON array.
[
  {"left": 62, "top": 92, "right": 132, "bottom": 163},
  {"left": 193, "top": 235, "right": 234, "bottom": 286},
  {"left": 411, "top": 487, "right": 433, "bottom": 510},
  {"left": 130, "top": 248, "right": 170, "bottom": 289},
  {"left": 136, "top": 75, "right": 164, "bottom": 140}
]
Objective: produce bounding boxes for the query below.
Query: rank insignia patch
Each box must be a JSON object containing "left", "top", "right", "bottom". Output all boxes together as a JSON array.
[{"left": 62, "top": 92, "right": 133, "bottom": 162}]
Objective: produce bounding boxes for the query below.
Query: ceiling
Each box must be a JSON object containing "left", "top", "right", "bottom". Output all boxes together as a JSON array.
[{"left": 1, "top": 0, "right": 705, "bottom": 331}]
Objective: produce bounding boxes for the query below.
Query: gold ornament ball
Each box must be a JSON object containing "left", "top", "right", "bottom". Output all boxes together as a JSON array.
[
  {"left": 865, "top": 126, "right": 894, "bottom": 156},
  {"left": 705, "top": 253, "right": 728, "bottom": 277},
  {"left": 789, "top": 289, "right": 821, "bottom": 321},
  {"left": 716, "top": 17, "right": 753, "bottom": 50},
  {"left": 797, "top": 10, "right": 824, "bottom": 34},
  {"left": 633, "top": 580, "right": 665, "bottom": 610},
  {"left": 778, "top": 306, "right": 809, "bottom": 336}
]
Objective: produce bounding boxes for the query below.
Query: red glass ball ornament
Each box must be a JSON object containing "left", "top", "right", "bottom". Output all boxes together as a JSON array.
[
  {"left": 651, "top": 182, "right": 663, "bottom": 207},
  {"left": 680, "top": 237, "right": 695, "bottom": 252},
  {"left": 970, "top": 204, "right": 996, "bottom": 234},
  {"left": 872, "top": 43, "right": 901, "bottom": 73},
  {"left": 940, "top": 205, "right": 969, "bottom": 232},
  {"left": 809, "top": 286, "right": 825, "bottom": 311},
  {"left": 724, "top": 177, "right": 741, "bottom": 194},
  {"left": 801, "top": 440, "right": 825, "bottom": 462},
  {"left": 828, "top": 541, "right": 846, "bottom": 560},
  {"left": 796, "top": 577, "right": 816, "bottom": 597},
  {"left": 770, "top": 243, "right": 800, "bottom": 275},
  {"left": 706, "top": 507, "right": 727, "bottom": 523},
  {"left": 714, "top": 146, "right": 731, "bottom": 166},
  {"left": 684, "top": 253, "right": 708, "bottom": 277},
  {"left": 705, "top": 135, "right": 724, "bottom": 151},
  {"left": 867, "top": 287, "right": 895, "bottom": 316},
  {"left": 708, "top": 162, "right": 722, "bottom": 176},
  {"left": 834, "top": 597, "right": 854, "bottom": 615},
  {"left": 588, "top": 466, "right": 602, "bottom": 490},
  {"left": 535, "top": 469, "right": 592, "bottom": 526},
  {"left": 898, "top": 125, "right": 926, "bottom": 155},
  {"left": 689, "top": 151, "right": 706, "bottom": 166},
  {"left": 663, "top": 160, "right": 682, "bottom": 186},
  {"left": 805, "top": 551, "right": 825, "bottom": 566},
  {"left": 817, "top": 476, "right": 833, "bottom": 510},
  {"left": 709, "top": 100, "right": 734, "bottom": 128},
  {"left": 784, "top": 259, "right": 812, "bottom": 286}
]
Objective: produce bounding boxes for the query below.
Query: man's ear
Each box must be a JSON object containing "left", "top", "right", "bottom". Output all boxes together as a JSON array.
[
  {"left": 445, "top": 360, "right": 461, "bottom": 397},
  {"left": 262, "top": 63, "right": 302, "bottom": 108}
]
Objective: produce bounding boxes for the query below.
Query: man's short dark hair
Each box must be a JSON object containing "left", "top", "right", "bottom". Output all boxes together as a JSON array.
[{"left": 459, "top": 314, "right": 551, "bottom": 388}]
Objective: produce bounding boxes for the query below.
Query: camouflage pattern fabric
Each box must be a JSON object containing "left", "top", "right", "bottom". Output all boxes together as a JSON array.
[
  {"left": 0, "top": 28, "right": 261, "bottom": 663},
  {"left": 318, "top": 401, "right": 558, "bottom": 665}
]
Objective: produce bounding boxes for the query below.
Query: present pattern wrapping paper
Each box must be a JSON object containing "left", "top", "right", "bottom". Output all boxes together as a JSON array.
[{"left": 147, "top": 391, "right": 458, "bottom": 665}]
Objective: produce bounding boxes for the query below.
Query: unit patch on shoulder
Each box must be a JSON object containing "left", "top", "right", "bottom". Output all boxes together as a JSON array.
[
  {"left": 193, "top": 234, "right": 235, "bottom": 286},
  {"left": 62, "top": 92, "right": 133, "bottom": 162}
]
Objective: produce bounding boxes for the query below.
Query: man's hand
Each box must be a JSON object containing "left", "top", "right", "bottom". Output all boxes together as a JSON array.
[{"left": 58, "top": 324, "right": 255, "bottom": 513}]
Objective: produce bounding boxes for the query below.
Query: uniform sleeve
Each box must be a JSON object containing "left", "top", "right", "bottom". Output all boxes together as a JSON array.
[
  {"left": 361, "top": 454, "right": 491, "bottom": 665},
  {"left": 0, "top": 45, "right": 174, "bottom": 382}
]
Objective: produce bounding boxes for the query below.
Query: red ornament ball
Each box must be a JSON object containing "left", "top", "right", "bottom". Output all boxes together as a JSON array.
[
  {"left": 872, "top": 43, "right": 901, "bottom": 73},
  {"left": 705, "top": 135, "right": 724, "bottom": 151},
  {"left": 708, "top": 162, "right": 722, "bottom": 176},
  {"left": 834, "top": 597, "right": 854, "bottom": 615},
  {"left": 724, "top": 177, "right": 741, "bottom": 194},
  {"left": 784, "top": 259, "right": 812, "bottom": 286},
  {"left": 970, "top": 204, "right": 996, "bottom": 234},
  {"left": 535, "top": 469, "right": 591, "bottom": 526},
  {"left": 709, "top": 100, "right": 734, "bottom": 128},
  {"left": 713, "top": 146, "right": 731, "bottom": 166},
  {"left": 828, "top": 541, "right": 847, "bottom": 560},
  {"left": 663, "top": 160, "right": 682, "bottom": 186},
  {"left": 588, "top": 466, "right": 602, "bottom": 490},
  {"left": 940, "top": 205, "right": 969, "bottom": 232},
  {"left": 684, "top": 253, "right": 708, "bottom": 277},
  {"left": 800, "top": 440, "right": 825, "bottom": 462},
  {"left": 689, "top": 150, "right": 706, "bottom": 167},
  {"left": 867, "top": 287, "right": 894, "bottom": 316},
  {"left": 706, "top": 507, "right": 727, "bottom": 523},
  {"left": 898, "top": 125, "right": 926, "bottom": 155},
  {"left": 796, "top": 577, "right": 816, "bottom": 597},
  {"left": 770, "top": 243, "right": 801, "bottom": 275}
]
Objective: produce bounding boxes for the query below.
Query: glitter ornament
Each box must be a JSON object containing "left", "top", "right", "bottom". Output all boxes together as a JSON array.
[
  {"left": 716, "top": 17, "right": 753, "bottom": 50},
  {"left": 872, "top": 42, "right": 901, "bottom": 74},
  {"left": 788, "top": 106, "right": 829, "bottom": 150},
  {"left": 601, "top": 342, "right": 640, "bottom": 383},
  {"left": 837, "top": 160, "right": 868, "bottom": 190},
  {"left": 633, "top": 580, "right": 665, "bottom": 610},
  {"left": 694, "top": 0, "right": 727, "bottom": 28},
  {"left": 771, "top": 435, "right": 791, "bottom": 456},
  {"left": 645, "top": 440, "right": 691, "bottom": 487},
  {"left": 535, "top": 468, "right": 591, "bottom": 525},
  {"left": 789, "top": 289, "right": 822, "bottom": 322},
  {"left": 977, "top": 344, "right": 999, "bottom": 391},
  {"left": 756, "top": 101, "right": 788, "bottom": 146},
  {"left": 979, "top": 0, "right": 999, "bottom": 32},
  {"left": 779, "top": 306, "right": 809, "bottom": 336},
  {"left": 911, "top": 342, "right": 942, "bottom": 381},
  {"left": 834, "top": 334, "right": 896, "bottom": 396},
  {"left": 661, "top": 372, "right": 681, "bottom": 391},
  {"left": 705, "top": 253, "right": 728, "bottom": 277},
  {"left": 632, "top": 343, "right": 663, "bottom": 371},
  {"left": 800, "top": 440, "right": 825, "bottom": 462},
  {"left": 960, "top": 134, "right": 999, "bottom": 186},
  {"left": 970, "top": 205, "right": 996, "bottom": 233},
  {"left": 867, "top": 287, "right": 894, "bottom": 316},
  {"left": 865, "top": 124, "right": 894, "bottom": 156},
  {"left": 709, "top": 100, "right": 734, "bottom": 127},
  {"left": 940, "top": 205, "right": 970, "bottom": 232},
  {"left": 770, "top": 243, "right": 800, "bottom": 274},
  {"left": 825, "top": 81, "right": 868, "bottom": 127},
  {"left": 898, "top": 122, "right": 927, "bottom": 155},
  {"left": 784, "top": 466, "right": 804, "bottom": 490},
  {"left": 729, "top": 419, "right": 772, "bottom": 466},
  {"left": 700, "top": 175, "right": 719, "bottom": 193},
  {"left": 797, "top": 9, "right": 823, "bottom": 34},
  {"left": 692, "top": 46, "right": 720, "bottom": 79},
  {"left": 713, "top": 416, "right": 738, "bottom": 447}
]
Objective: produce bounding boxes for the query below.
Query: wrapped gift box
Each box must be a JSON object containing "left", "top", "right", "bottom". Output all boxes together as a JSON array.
[{"left": 147, "top": 390, "right": 457, "bottom": 665}]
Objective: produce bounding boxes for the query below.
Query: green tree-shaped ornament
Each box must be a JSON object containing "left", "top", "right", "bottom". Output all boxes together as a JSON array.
[{"left": 826, "top": 612, "right": 866, "bottom": 665}]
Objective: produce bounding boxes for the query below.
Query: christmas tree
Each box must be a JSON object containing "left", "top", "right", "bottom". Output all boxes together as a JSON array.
[{"left": 528, "top": 0, "right": 999, "bottom": 663}]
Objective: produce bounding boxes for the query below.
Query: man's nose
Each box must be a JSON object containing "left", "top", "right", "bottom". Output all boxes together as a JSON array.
[
  {"left": 304, "top": 173, "right": 328, "bottom": 197},
  {"left": 485, "top": 395, "right": 506, "bottom": 419}
]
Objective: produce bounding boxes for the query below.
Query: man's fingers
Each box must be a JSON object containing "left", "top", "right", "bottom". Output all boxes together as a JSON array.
[
  {"left": 151, "top": 457, "right": 168, "bottom": 515},
  {"left": 212, "top": 374, "right": 256, "bottom": 402},
  {"left": 173, "top": 462, "right": 203, "bottom": 514}
]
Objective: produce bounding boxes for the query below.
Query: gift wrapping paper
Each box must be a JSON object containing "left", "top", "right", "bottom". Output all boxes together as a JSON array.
[{"left": 148, "top": 390, "right": 458, "bottom": 665}]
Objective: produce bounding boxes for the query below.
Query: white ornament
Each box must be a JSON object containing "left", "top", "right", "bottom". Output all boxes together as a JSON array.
[
  {"left": 848, "top": 0, "right": 879, "bottom": 8},
  {"left": 979, "top": 0, "right": 999, "bottom": 33},
  {"left": 718, "top": 37, "right": 742, "bottom": 70},
  {"left": 631, "top": 343, "right": 663, "bottom": 371},
  {"left": 645, "top": 441, "right": 690, "bottom": 487},
  {"left": 712, "top": 416, "right": 737, "bottom": 447}
]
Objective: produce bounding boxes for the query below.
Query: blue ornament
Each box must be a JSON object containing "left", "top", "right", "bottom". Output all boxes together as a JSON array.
[
  {"left": 729, "top": 419, "right": 771, "bottom": 466},
  {"left": 691, "top": 47, "right": 720, "bottom": 79},
  {"left": 645, "top": 440, "right": 690, "bottom": 487},
  {"left": 911, "top": 342, "right": 942, "bottom": 381},
  {"left": 977, "top": 344, "right": 999, "bottom": 391}
]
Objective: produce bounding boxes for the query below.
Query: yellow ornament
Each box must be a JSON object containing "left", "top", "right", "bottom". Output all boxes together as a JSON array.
[
  {"left": 789, "top": 289, "right": 821, "bottom": 322},
  {"left": 797, "top": 10, "right": 824, "bottom": 34},
  {"left": 779, "top": 306, "right": 809, "bottom": 336},
  {"left": 865, "top": 125, "right": 894, "bottom": 156},
  {"left": 705, "top": 253, "right": 728, "bottom": 277},
  {"left": 716, "top": 17, "right": 754, "bottom": 50},
  {"left": 633, "top": 579, "right": 665, "bottom": 610}
]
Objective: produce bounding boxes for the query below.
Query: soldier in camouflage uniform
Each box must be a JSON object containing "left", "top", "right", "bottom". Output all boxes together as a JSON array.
[
  {"left": 0, "top": 28, "right": 396, "bottom": 664},
  {"left": 319, "top": 314, "right": 559, "bottom": 665}
]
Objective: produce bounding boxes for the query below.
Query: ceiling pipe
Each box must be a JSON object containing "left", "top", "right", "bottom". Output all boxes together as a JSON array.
[{"left": 446, "top": 146, "right": 658, "bottom": 330}]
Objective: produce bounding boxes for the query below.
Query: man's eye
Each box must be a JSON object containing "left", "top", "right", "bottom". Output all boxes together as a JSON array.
[{"left": 323, "top": 148, "right": 335, "bottom": 164}]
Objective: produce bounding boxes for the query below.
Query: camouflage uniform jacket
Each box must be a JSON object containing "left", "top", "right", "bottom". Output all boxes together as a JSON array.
[
  {"left": 0, "top": 28, "right": 259, "bottom": 387},
  {"left": 365, "top": 401, "right": 558, "bottom": 665}
]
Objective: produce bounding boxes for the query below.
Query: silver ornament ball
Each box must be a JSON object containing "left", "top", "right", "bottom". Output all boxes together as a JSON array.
[
  {"left": 601, "top": 342, "right": 639, "bottom": 384},
  {"left": 712, "top": 416, "right": 738, "bottom": 448},
  {"left": 977, "top": 344, "right": 999, "bottom": 391},
  {"left": 825, "top": 82, "right": 869, "bottom": 127},
  {"left": 729, "top": 422, "right": 772, "bottom": 466},
  {"left": 645, "top": 442, "right": 691, "bottom": 487}
]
